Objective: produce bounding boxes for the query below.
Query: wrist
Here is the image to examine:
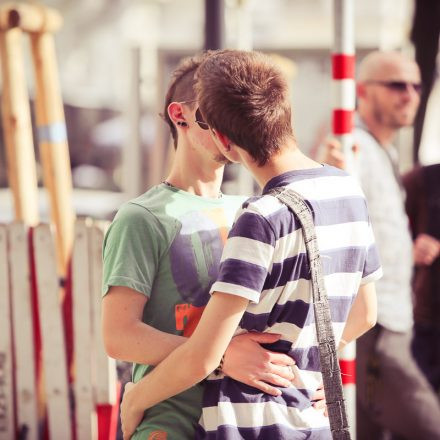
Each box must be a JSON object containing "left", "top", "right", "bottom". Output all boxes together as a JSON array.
[{"left": 126, "top": 382, "right": 146, "bottom": 413}]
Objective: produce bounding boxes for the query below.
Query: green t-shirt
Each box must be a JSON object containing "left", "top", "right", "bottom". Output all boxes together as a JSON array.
[{"left": 102, "top": 183, "right": 244, "bottom": 439}]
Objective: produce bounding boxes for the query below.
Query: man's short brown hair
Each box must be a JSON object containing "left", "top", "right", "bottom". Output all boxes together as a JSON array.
[
  {"left": 195, "top": 50, "right": 294, "bottom": 165},
  {"left": 162, "top": 52, "right": 211, "bottom": 149}
]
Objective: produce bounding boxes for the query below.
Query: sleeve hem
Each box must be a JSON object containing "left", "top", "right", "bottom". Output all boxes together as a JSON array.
[
  {"left": 210, "top": 281, "right": 260, "bottom": 304},
  {"left": 102, "top": 276, "right": 151, "bottom": 297},
  {"left": 360, "top": 267, "right": 383, "bottom": 285}
]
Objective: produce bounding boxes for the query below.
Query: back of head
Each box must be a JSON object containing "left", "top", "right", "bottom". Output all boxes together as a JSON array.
[
  {"left": 196, "top": 50, "right": 294, "bottom": 166},
  {"left": 162, "top": 52, "right": 211, "bottom": 149},
  {"left": 358, "top": 50, "right": 420, "bottom": 83}
]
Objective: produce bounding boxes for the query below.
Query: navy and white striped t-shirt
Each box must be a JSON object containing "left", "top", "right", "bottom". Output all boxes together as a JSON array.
[{"left": 198, "top": 164, "right": 382, "bottom": 440}]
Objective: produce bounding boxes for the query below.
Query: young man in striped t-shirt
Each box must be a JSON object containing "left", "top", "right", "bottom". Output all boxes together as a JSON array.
[{"left": 121, "top": 50, "right": 380, "bottom": 440}]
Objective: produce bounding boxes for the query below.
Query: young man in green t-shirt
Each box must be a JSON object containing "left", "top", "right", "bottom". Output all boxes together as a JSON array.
[{"left": 101, "top": 53, "right": 324, "bottom": 439}]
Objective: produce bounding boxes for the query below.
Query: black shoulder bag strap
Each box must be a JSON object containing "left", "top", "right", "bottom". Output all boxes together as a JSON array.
[{"left": 268, "top": 186, "right": 351, "bottom": 440}]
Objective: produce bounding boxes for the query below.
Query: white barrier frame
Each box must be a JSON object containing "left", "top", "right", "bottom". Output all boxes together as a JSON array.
[
  {"left": 33, "top": 224, "right": 72, "bottom": 440},
  {"left": 72, "top": 219, "right": 97, "bottom": 440},
  {"left": 0, "top": 225, "right": 15, "bottom": 439}
]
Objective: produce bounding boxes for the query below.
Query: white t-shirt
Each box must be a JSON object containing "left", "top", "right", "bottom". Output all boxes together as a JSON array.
[{"left": 354, "top": 117, "right": 414, "bottom": 332}]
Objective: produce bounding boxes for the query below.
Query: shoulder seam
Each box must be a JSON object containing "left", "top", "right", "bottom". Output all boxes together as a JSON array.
[
  {"left": 245, "top": 199, "right": 277, "bottom": 246},
  {"left": 127, "top": 201, "right": 179, "bottom": 261}
]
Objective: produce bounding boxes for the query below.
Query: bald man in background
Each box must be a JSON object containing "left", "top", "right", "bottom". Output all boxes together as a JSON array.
[{"left": 326, "top": 51, "right": 440, "bottom": 440}]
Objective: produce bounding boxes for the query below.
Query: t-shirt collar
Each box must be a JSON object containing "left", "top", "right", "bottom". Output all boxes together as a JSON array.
[{"left": 262, "top": 164, "right": 327, "bottom": 194}]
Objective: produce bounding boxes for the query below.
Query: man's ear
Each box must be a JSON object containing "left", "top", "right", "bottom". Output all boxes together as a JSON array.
[
  {"left": 168, "top": 102, "right": 187, "bottom": 126},
  {"left": 357, "top": 82, "right": 367, "bottom": 99}
]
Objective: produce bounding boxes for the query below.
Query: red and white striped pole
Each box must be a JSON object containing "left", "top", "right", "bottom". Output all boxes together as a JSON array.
[
  {"left": 332, "top": 0, "right": 356, "bottom": 436},
  {"left": 339, "top": 340, "right": 356, "bottom": 435},
  {"left": 332, "top": 0, "right": 356, "bottom": 173}
]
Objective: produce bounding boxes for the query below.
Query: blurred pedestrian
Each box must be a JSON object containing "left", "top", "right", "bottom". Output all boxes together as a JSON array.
[
  {"left": 324, "top": 51, "right": 440, "bottom": 440},
  {"left": 403, "top": 164, "right": 440, "bottom": 395}
]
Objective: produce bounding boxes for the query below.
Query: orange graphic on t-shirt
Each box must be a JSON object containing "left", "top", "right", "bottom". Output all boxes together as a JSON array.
[
  {"left": 175, "top": 303, "right": 205, "bottom": 337},
  {"left": 203, "top": 208, "right": 229, "bottom": 244},
  {"left": 147, "top": 430, "right": 167, "bottom": 440}
]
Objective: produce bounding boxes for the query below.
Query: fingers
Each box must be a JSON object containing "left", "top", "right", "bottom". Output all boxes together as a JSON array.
[
  {"left": 324, "top": 140, "right": 346, "bottom": 169},
  {"left": 245, "top": 333, "right": 295, "bottom": 367},
  {"left": 121, "top": 418, "right": 132, "bottom": 440},
  {"left": 414, "top": 234, "right": 440, "bottom": 265},
  {"left": 419, "top": 252, "right": 436, "bottom": 265},
  {"left": 311, "top": 387, "right": 325, "bottom": 402},
  {"left": 327, "top": 137, "right": 360, "bottom": 156},
  {"left": 258, "top": 371, "right": 293, "bottom": 388},
  {"left": 266, "top": 351, "right": 295, "bottom": 366},
  {"left": 121, "top": 382, "right": 136, "bottom": 440},
  {"left": 250, "top": 379, "right": 282, "bottom": 397},
  {"left": 259, "top": 349, "right": 296, "bottom": 383},
  {"left": 330, "top": 149, "right": 346, "bottom": 165},
  {"left": 121, "top": 420, "right": 135, "bottom": 440},
  {"left": 311, "top": 382, "right": 327, "bottom": 416},
  {"left": 326, "top": 138, "right": 342, "bottom": 151},
  {"left": 125, "top": 382, "right": 135, "bottom": 392},
  {"left": 123, "top": 430, "right": 133, "bottom": 440},
  {"left": 247, "top": 332, "right": 281, "bottom": 344},
  {"left": 324, "top": 137, "right": 360, "bottom": 171},
  {"left": 313, "top": 399, "right": 327, "bottom": 411},
  {"left": 264, "top": 363, "right": 295, "bottom": 383}
]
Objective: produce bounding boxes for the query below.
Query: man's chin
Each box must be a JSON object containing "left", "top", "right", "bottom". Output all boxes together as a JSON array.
[
  {"left": 401, "top": 117, "right": 417, "bottom": 127},
  {"left": 393, "top": 114, "right": 416, "bottom": 128}
]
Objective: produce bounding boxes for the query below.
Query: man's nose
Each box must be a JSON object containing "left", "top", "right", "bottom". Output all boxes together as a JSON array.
[
  {"left": 406, "top": 83, "right": 422, "bottom": 96},
  {"left": 402, "top": 84, "right": 420, "bottom": 101}
]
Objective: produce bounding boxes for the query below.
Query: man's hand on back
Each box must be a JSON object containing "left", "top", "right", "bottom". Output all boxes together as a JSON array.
[
  {"left": 223, "top": 332, "right": 327, "bottom": 414},
  {"left": 222, "top": 332, "right": 295, "bottom": 396}
]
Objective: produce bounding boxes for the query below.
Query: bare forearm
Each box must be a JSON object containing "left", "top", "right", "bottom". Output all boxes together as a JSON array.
[
  {"left": 102, "top": 287, "right": 187, "bottom": 365},
  {"left": 124, "top": 292, "right": 248, "bottom": 414},
  {"left": 129, "top": 341, "right": 209, "bottom": 412},
  {"left": 104, "top": 321, "right": 187, "bottom": 365},
  {"left": 338, "top": 319, "right": 371, "bottom": 350},
  {"left": 339, "top": 282, "right": 377, "bottom": 348}
]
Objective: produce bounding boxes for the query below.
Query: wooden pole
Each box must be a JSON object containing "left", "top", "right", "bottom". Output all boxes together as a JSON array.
[
  {"left": 0, "top": 2, "right": 73, "bottom": 276},
  {"left": 29, "top": 29, "right": 75, "bottom": 278},
  {"left": 0, "top": 27, "right": 39, "bottom": 225},
  {"left": 123, "top": 47, "right": 142, "bottom": 198},
  {"left": 0, "top": 3, "right": 62, "bottom": 33}
]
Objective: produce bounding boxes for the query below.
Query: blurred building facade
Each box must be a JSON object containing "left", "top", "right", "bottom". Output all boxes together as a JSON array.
[{"left": 1, "top": 0, "right": 428, "bottom": 220}]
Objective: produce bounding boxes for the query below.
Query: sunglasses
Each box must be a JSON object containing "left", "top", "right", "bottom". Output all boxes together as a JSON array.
[
  {"left": 195, "top": 108, "right": 209, "bottom": 130},
  {"left": 366, "top": 80, "right": 422, "bottom": 94},
  {"left": 178, "top": 100, "right": 210, "bottom": 130}
]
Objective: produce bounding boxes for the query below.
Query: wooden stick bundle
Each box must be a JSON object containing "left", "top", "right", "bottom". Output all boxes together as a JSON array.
[
  {"left": 30, "top": 29, "right": 75, "bottom": 277},
  {"left": 0, "top": 26, "right": 39, "bottom": 225},
  {"left": 0, "top": 2, "right": 62, "bottom": 33},
  {"left": 1, "top": 2, "right": 75, "bottom": 277}
]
